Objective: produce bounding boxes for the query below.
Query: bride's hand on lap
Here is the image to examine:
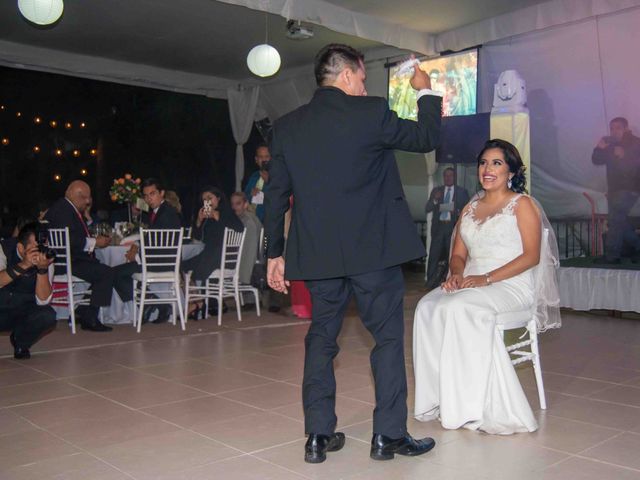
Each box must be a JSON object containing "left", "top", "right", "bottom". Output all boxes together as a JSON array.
[
  {"left": 442, "top": 273, "right": 463, "bottom": 292},
  {"left": 461, "top": 275, "right": 489, "bottom": 289}
]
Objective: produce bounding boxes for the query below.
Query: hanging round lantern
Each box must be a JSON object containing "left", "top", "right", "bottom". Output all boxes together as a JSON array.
[
  {"left": 18, "top": 0, "right": 64, "bottom": 26},
  {"left": 246, "top": 44, "right": 281, "bottom": 78}
]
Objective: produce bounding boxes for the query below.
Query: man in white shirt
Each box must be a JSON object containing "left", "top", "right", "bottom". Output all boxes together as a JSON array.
[
  {"left": 0, "top": 223, "right": 56, "bottom": 359},
  {"left": 425, "top": 167, "right": 470, "bottom": 289}
]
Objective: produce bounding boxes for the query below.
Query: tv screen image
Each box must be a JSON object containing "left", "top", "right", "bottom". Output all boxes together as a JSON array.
[{"left": 388, "top": 50, "right": 478, "bottom": 119}]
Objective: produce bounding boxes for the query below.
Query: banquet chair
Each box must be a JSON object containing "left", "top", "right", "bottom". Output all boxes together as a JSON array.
[
  {"left": 184, "top": 228, "right": 246, "bottom": 326},
  {"left": 495, "top": 228, "right": 552, "bottom": 410},
  {"left": 48, "top": 227, "right": 91, "bottom": 334},
  {"left": 132, "top": 228, "right": 185, "bottom": 333},
  {"left": 237, "top": 227, "right": 262, "bottom": 315},
  {"left": 183, "top": 226, "right": 192, "bottom": 241}
]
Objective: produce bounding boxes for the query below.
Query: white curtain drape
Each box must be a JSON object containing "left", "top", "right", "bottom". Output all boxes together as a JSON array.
[{"left": 228, "top": 86, "right": 260, "bottom": 191}]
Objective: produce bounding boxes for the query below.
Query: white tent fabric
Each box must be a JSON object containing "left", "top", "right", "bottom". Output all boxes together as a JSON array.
[
  {"left": 228, "top": 86, "right": 261, "bottom": 190},
  {"left": 215, "top": 0, "right": 435, "bottom": 54},
  {"left": 478, "top": 5, "right": 640, "bottom": 218}
]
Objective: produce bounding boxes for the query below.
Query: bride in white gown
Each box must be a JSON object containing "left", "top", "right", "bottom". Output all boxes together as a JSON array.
[{"left": 413, "top": 139, "right": 560, "bottom": 435}]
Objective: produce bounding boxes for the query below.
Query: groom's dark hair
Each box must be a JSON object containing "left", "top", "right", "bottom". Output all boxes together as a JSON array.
[{"left": 314, "top": 44, "right": 365, "bottom": 86}]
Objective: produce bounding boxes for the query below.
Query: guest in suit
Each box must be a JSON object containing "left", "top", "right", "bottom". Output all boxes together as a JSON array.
[
  {"left": 0, "top": 222, "right": 57, "bottom": 359},
  {"left": 265, "top": 44, "right": 441, "bottom": 463},
  {"left": 425, "top": 167, "right": 470, "bottom": 288},
  {"left": 182, "top": 187, "right": 244, "bottom": 282},
  {"left": 45, "top": 181, "right": 137, "bottom": 331},
  {"left": 243, "top": 145, "right": 271, "bottom": 222},
  {"left": 140, "top": 178, "right": 182, "bottom": 229}
]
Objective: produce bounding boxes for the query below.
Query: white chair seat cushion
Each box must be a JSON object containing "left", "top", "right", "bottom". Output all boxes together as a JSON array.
[
  {"left": 495, "top": 308, "right": 533, "bottom": 329},
  {"left": 53, "top": 275, "right": 85, "bottom": 283},
  {"left": 133, "top": 271, "right": 176, "bottom": 281}
]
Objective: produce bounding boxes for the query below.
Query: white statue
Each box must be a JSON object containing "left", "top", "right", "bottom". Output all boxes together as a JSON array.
[{"left": 492, "top": 70, "right": 528, "bottom": 114}]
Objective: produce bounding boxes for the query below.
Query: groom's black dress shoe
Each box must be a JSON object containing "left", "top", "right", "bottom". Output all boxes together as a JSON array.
[
  {"left": 370, "top": 433, "right": 435, "bottom": 460},
  {"left": 304, "top": 432, "right": 345, "bottom": 463}
]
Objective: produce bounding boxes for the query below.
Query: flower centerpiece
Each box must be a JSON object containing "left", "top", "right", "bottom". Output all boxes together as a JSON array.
[{"left": 110, "top": 173, "right": 142, "bottom": 222}]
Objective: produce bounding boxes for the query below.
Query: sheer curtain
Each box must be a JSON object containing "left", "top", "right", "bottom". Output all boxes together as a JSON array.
[{"left": 228, "top": 86, "right": 260, "bottom": 191}]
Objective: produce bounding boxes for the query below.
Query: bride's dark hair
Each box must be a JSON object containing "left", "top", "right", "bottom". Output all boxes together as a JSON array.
[{"left": 476, "top": 139, "right": 528, "bottom": 194}]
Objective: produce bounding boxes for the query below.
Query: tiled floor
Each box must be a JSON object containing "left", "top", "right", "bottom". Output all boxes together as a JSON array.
[{"left": 1, "top": 276, "right": 640, "bottom": 479}]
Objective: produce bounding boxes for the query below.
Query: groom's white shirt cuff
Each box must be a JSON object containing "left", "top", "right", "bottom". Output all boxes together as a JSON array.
[{"left": 417, "top": 89, "right": 444, "bottom": 99}]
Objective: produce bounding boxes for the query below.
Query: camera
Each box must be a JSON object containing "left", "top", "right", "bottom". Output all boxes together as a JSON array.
[{"left": 36, "top": 224, "right": 56, "bottom": 260}]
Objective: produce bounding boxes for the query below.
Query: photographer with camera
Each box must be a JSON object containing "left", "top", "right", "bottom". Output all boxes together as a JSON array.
[
  {"left": 0, "top": 222, "right": 57, "bottom": 359},
  {"left": 243, "top": 144, "right": 271, "bottom": 222},
  {"left": 592, "top": 117, "right": 640, "bottom": 263}
]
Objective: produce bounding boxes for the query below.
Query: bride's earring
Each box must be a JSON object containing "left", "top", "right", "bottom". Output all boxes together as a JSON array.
[{"left": 507, "top": 177, "right": 513, "bottom": 189}]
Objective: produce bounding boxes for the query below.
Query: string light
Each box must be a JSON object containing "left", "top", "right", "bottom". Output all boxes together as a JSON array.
[
  {"left": 53, "top": 174, "right": 62, "bottom": 182},
  {"left": 49, "top": 120, "right": 57, "bottom": 128},
  {"left": 89, "top": 148, "right": 97, "bottom": 156},
  {"left": 64, "top": 122, "right": 72, "bottom": 129},
  {"left": 80, "top": 168, "right": 88, "bottom": 176},
  {"left": 55, "top": 148, "right": 63, "bottom": 157},
  {"left": 34, "top": 116, "right": 42, "bottom": 124},
  {"left": 16, "top": 112, "right": 22, "bottom": 118},
  {"left": 33, "top": 145, "right": 41, "bottom": 153},
  {"left": 72, "top": 149, "right": 80, "bottom": 157},
  {"left": 0, "top": 105, "right": 5, "bottom": 110},
  {"left": 80, "top": 122, "right": 86, "bottom": 128},
  {"left": 1, "top": 138, "right": 9, "bottom": 146}
]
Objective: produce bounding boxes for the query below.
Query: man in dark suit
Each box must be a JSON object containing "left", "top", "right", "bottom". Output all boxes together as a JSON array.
[
  {"left": 425, "top": 167, "right": 470, "bottom": 288},
  {"left": 45, "top": 180, "right": 136, "bottom": 331},
  {"left": 265, "top": 44, "right": 441, "bottom": 463},
  {"left": 140, "top": 178, "right": 182, "bottom": 229}
]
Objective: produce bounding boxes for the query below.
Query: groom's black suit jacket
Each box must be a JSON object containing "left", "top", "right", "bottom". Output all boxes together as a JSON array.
[{"left": 265, "top": 87, "right": 442, "bottom": 280}]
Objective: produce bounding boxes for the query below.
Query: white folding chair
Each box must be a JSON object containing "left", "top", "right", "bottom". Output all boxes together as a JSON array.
[
  {"left": 237, "top": 227, "right": 262, "bottom": 316},
  {"left": 496, "top": 229, "right": 552, "bottom": 410},
  {"left": 183, "top": 226, "right": 192, "bottom": 241},
  {"left": 132, "top": 228, "right": 185, "bottom": 333},
  {"left": 184, "top": 228, "right": 246, "bottom": 326},
  {"left": 48, "top": 227, "right": 91, "bottom": 334}
]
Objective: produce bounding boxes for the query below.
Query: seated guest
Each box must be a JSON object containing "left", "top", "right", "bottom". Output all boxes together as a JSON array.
[
  {"left": 230, "top": 192, "right": 262, "bottom": 285},
  {"left": 244, "top": 144, "right": 271, "bottom": 222},
  {"left": 141, "top": 178, "right": 182, "bottom": 229},
  {"left": 164, "top": 190, "right": 183, "bottom": 221},
  {"left": 183, "top": 187, "right": 243, "bottom": 317},
  {"left": 0, "top": 222, "right": 57, "bottom": 359},
  {"left": 45, "top": 180, "right": 137, "bottom": 332},
  {"left": 83, "top": 197, "right": 100, "bottom": 227},
  {"left": 413, "top": 140, "right": 560, "bottom": 434}
]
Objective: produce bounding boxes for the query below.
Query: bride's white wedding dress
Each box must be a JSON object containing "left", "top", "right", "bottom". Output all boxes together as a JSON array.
[{"left": 413, "top": 194, "right": 538, "bottom": 434}]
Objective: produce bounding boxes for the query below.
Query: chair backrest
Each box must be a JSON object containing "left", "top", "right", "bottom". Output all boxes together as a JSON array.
[
  {"left": 220, "top": 227, "right": 246, "bottom": 280},
  {"left": 258, "top": 227, "right": 265, "bottom": 260},
  {"left": 139, "top": 228, "right": 184, "bottom": 275},
  {"left": 183, "top": 226, "right": 192, "bottom": 240},
  {"left": 47, "top": 227, "right": 73, "bottom": 277}
]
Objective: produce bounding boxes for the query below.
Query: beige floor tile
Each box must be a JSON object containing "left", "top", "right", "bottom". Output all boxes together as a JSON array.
[
  {"left": 427, "top": 434, "right": 568, "bottom": 479},
  {"left": 0, "top": 409, "right": 39, "bottom": 437},
  {"left": 176, "top": 366, "right": 273, "bottom": 394},
  {"left": 625, "top": 376, "right": 640, "bottom": 388},
  {"left": 589, "top": 385, "right": 640, "bottom": 407},
  {"left": 10, "top": 394, "right": 132, "bottom": 428},
  {"left": 0, "top": 366, "right": 54, "bottom": 387},
  {"left": 91, "top": 429, "right": 239, "bottom": 480},
  {"left": 219, "top": 382, "right": 301, "bottom": 410},
  {"left": 547, "top": 396, "right": 640, "bottom": 430},
  {"left": 0, "top": 380, "right": 84, "bottom": 407},
  {"left": 338, "top": 384, "right": 375, "bottom": 405},
  {"left": 508, "top": 412, "right": 622, "bottom": 454},
  {"left": 24, "top": 351, "right": 120, "bottom": 378},
  {"left": 193, "top": 412, "right": 304, "bottom": 452},
  {"left": 2, "top": 452, "right": 130, "bottom": 480},
  {"left": 518, "top": 369, "right": 617, "bottom": 397},
  {"left": 66, "top": 368, "right": 163, "bottom": 392},
  {"left": 270, "top": 395, "right": 372, "bottom": 429},
  {"left": 0, "top": 357, "right": 23, "bottom": 372},
  {"left": 345, "top": 456, "right": 488, "bottom": 480},
  {"left": 155, "top": 454, "right": 306, "bottom": 480},
  {"left": 142, "top": 395, "right": 262, "bottom": 428},
  {"left": 545, "top": 362, "right": 640, "bottom": 384},
  {"left": 255, "top": 437, "right": 392, "bottom": 479},
  {"left": 342, "top": 418, "right": 470, "bottom": 447},
  {"left": 538, "top": 456, "right": 640, "bottom": 480},
  {"left": 0, "top": 430, "right": 79, "bottom": 473},
  {"left": 136, "top": 359, "right": 216, "bottom": 379},
  {"left": 580, "top": 432, "right": 640, "bottom": 470},
  {"left": 98, "top": 378, "right": 208, "bottom": 408}
]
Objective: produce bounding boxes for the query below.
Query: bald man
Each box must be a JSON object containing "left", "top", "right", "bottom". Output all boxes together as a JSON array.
[{"left": 45, "top": 181, "right": 137, "bottom": 331}]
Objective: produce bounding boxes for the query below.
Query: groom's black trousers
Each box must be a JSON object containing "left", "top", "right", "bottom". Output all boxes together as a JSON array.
[{"left": 303, "top": 265, "right": 408, "bottom": 438}]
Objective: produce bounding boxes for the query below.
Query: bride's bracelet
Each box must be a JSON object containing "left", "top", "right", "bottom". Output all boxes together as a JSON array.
[{"left": 485, "top": 273, "right": 492, "bottom": 285}]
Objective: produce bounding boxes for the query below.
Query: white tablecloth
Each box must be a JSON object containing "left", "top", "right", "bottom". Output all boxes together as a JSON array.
[
  {"left": 93, "top": 242, "right": 204, "bottom": 325},
  {"left": 558, "top": 266, "right": 640, "bottom": 313}
]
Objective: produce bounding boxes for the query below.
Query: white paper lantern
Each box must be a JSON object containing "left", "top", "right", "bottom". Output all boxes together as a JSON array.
[
  {"left": 18, "top": 0, "right": 64, "bottom": 26},
  {"left": 247, "top": 44, "right": 281, "bottom": 78}
]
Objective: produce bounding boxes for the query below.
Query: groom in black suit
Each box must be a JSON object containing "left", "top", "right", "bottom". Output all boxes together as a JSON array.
[{"left": 265, "top": 44, "right": 441, "bottom": 463}]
